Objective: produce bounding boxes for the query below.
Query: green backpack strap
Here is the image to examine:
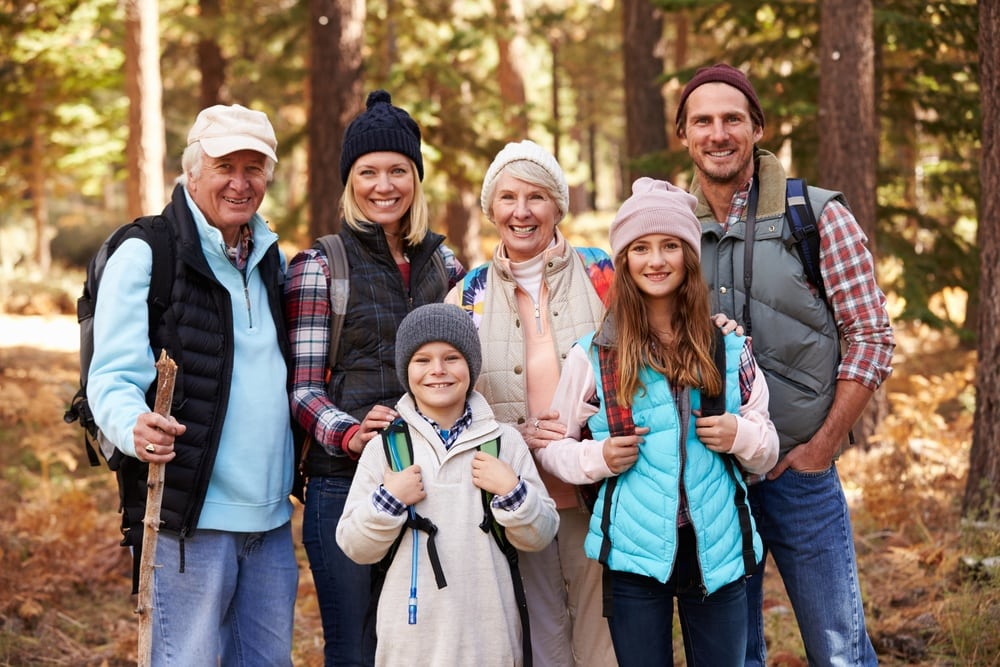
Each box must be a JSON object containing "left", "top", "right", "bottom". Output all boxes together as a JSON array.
[
  {"left": 476, "top": 436, "right": 533, "bottom": 666},
  {"left": 380, "top": 419, "right": 447, "bottom": 589}
]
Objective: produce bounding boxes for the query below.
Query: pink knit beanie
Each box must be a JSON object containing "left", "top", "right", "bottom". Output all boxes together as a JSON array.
[{"left": 608, "top": 178, "right": 702, "bottom": 258}]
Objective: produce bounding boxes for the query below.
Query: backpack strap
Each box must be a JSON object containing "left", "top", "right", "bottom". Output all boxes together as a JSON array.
[
  {"left": 701, "top": 329, "right": 756, "bottom": 576},
  {"left": 591, "top": 342, "right": 635, "bottom": 618},
  {"left": 312, "top": 234, "right": 350, "bottom": 371},
  {"left": 784, "top": 177, "right": 827, "bottom": 303},
  {"left": 380, "top": 419, "right": 448, "bottom": 589},
  {"left": 476, "top": 436, "right": 532, "bottom": 667}
]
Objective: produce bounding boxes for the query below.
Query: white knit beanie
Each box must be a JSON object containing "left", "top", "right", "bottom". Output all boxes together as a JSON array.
[
  {"left": 480, "top": 140, "right": 569, "bottom": 218},
  {"left": 608, "top": 177, "right": 702, "bottom": 258}
]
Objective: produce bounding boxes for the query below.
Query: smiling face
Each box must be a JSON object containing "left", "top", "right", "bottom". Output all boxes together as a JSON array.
[
  {"left": 626, "top": 233, "right": 688, "bottom": 303},
  {"left": 348, "top": 151, "right": 416, "bottom": 234},
  {"left": 186, "top": 149, "right": 268, "bottom": 245},
  {"left": 679, "top": 82, "right": 763, "bottom": 187},
  {"left": 407, "top": 341, "right": 470, "bottom": 428},
  {"left": 489, "top": 171, "right": 562, "bottom": 263}
]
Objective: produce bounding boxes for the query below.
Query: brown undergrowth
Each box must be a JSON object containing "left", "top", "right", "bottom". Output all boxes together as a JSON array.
[{"left": 0, "top": 315, "right": 994, "bottom": 666}]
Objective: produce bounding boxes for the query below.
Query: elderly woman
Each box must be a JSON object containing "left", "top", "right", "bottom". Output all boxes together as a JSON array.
[{"left": 447, "top": 140, "right": 616, "bottom": 667}]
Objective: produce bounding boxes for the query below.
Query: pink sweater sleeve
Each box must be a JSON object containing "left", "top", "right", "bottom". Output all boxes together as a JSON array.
[{"left": 533, "top": 345, "right": 614, "bottom": 484}]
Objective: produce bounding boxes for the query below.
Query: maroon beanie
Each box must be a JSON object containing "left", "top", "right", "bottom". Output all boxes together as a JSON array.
[{"left": 675, "top": 63, "right": 765, "bottom": 134}]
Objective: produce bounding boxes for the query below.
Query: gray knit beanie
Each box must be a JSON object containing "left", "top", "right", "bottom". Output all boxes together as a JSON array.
[{"left": 395, "top": 304, "right": 482, "bottom": 396}]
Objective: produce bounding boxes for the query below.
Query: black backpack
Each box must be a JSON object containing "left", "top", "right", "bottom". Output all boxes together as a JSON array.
[{"left": 63, "top": 216, "right": 175, "bottom": 470}]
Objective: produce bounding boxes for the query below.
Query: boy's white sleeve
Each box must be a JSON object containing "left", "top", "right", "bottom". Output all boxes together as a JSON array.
[
  {"left": 86, "top": 238, "right": 157, "bottom": 458},
  {"left": 335, "top": 436, "right": 407, "bottom": 564}
]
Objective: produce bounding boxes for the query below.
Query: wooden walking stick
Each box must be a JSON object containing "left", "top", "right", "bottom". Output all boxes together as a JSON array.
[{"left": 135, "top": 350, "right": 177, "bottom": 667}]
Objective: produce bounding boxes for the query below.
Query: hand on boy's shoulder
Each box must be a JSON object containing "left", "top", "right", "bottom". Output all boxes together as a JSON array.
[
  {"left": 471, "top": 451, "right": 518, "bottom": 496},
  {"left": 384, "top": 464, "right": 425, "bottom": 506}
]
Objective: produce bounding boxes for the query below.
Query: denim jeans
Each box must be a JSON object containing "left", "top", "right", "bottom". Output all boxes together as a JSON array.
[
  {"left": 745, "top": 465, "right": 878, "bottom": 667},
  {"left": 608, "top": 525, "right": 747, "bottom": 667},
  {"left": 302, "top": 475, "right": 376, "bottom": 666},
  {"left": 150, "top": 522, "right": 297, "bottom": 667}
]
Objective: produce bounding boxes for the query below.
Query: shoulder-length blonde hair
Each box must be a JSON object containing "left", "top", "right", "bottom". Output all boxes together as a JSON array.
[
  {"left": 340, "top": 158, "right": 430, "bottom": 246},
  {"left": 599, "top": 240, "right": 722, "bottom": 407}
]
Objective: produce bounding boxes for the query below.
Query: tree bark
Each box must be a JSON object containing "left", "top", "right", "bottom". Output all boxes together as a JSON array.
[
  {"left": 818, "top": 0, "right": 883, "bottom": 448},
  {"left": 308, "top": 0, "right": 365, "bottom": 239},
  {"left": 495, "top": 0, "right": 529, "bottom": 139},
  {"left": 622, "top": 0, "right": 668, "bottom": 185},
  {"left": 124, "top": 0, "right": 166, "bottom": 220},
  {"left": 136, "top": 351, "right": 177, "bottom": 667},
  {"left": 29, "top": 87, "right": 50, "bottom": 273},
  {"left": 964, "top": 0, "right": 1000, "bottom": 519},
  {"left": 198, "top": 0, "right": 225, "bottom": 108}
]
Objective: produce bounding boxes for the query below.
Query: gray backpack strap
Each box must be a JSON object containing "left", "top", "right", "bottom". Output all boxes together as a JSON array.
[{"left": 313, "top": 234, "right": 349, "bottom": 371}]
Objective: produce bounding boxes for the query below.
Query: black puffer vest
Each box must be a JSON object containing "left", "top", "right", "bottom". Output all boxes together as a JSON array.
[
  {"left": 117, "top": 185, "right": 291, "bottom": 586},
  {"left": 301, "top": 223, "right": 448, "bottom": 478}
]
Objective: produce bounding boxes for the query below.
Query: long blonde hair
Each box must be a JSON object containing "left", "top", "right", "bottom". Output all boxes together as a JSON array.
[
  {"left": 600, "top": 240, "right": 722, "bottom": 407},
  {"left": 340, "top": 158, "right": 430, "bottom": 246}
]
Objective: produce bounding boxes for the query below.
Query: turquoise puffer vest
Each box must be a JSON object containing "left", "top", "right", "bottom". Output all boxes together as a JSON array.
[{"left": 581, "top": 331, "right": 763, "bottom": 594}]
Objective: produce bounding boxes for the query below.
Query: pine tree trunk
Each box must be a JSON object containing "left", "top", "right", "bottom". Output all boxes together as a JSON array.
[
  {"left": 964, "top": 0, "right": 1000, "bottom": 519},
  {"left": 818, "top": 0, "right": 883, "bottom": 448},
  {"left": 124, "top": 0, "right": 165, "bottom": 220},
  {"left": 495, "top": 0, "right": 529, "bottom": 139},
  {"left": 622, "top": 0, "right": 667, "bottom": 185},
  {"left": 308, "top": 0, "right": 365, "bottom": 239},
  {"left": 198, "top": 0, "right": 225, "bottom": 108}
]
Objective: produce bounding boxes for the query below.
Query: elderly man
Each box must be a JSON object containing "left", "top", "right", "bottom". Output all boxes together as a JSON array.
[{"left": 87, "top": 104, "right": 297, "bottom": 666}]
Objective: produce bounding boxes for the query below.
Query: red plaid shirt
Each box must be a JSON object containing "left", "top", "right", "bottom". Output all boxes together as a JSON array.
[{"left": 726, "top": 180, "right": 894, "bottom": 391}]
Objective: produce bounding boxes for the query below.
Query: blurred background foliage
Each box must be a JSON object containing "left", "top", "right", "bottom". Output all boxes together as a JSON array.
[{"left": 0, "top": 0, "right": 982, "bottom": 334}]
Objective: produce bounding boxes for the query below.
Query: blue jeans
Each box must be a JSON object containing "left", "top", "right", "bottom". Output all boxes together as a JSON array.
[
  {"left": 302, "top": 475, "right": 376, "bottom": 666},
  {"left": 150, "top": 522, "right": 297, "bottom": 667},
  {"left": 745, "top": 465, "right": 878, "bottom": 666},
  {"left": 608, "top": 525, "right": 747, "bottom": 667}
]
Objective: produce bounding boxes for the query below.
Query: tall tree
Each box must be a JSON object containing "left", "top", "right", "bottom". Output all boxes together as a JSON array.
[
  {"left": 197, "top": 0, "right": 225, "bottom": 108},
  {"left": 495, "top": 0, "right": 530, "bottom": 139},
  {"left": 818, "top": 0, "right": 882, "bottom": 447},
  {"left": 964, "top": 0, "right": 999, "bottom": 519},
  {"left": 307, "top": 0, "right": 364, "bottom": 238},
  {"left": 124, "top": 0, "right": 166, "bottom": 219},
  {"left": 622, "top": 0, "right": 668, "bottom": 185}
]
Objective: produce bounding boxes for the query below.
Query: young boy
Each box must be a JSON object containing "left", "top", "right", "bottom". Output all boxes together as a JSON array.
[{"left": 336, "top": 303, "right": 559, "bottom": 666}]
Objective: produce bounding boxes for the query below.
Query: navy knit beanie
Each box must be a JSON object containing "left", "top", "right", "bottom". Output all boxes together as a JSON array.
[
  {"left": 340, "top": 90, "right": 424, "bottom": 184},
  {"left": 675, "top": 63, "right": 765, "bottom": 133},
  {"left": 395, "top": 304, "right": 482, "bottom": 397}
]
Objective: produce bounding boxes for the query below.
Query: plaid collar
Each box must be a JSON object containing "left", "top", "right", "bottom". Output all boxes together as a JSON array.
[{"left": 417, "top": 402, "right": 473, "bottom": 450}]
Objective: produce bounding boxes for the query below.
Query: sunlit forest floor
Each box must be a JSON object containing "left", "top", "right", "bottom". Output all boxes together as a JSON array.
[{"left": 0, "top": 306, "right": 997, "bottom": 665}]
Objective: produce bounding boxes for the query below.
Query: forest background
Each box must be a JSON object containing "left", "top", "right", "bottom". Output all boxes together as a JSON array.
[{"left": 1, "top": 0, "right": 998, "bottom": 665}]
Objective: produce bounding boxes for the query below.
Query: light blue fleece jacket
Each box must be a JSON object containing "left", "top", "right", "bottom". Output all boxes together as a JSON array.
[{"left": 86, "top": 187, "right": 293, "bottom": 532}]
